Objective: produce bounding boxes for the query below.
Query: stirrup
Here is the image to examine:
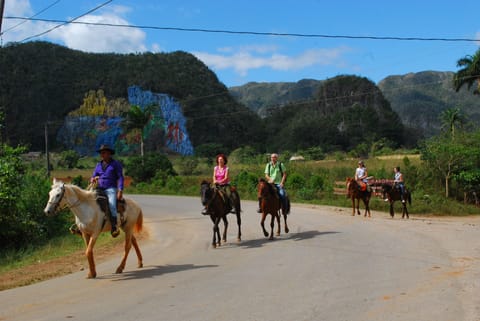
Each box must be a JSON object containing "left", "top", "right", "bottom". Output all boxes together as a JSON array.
[{"left": 111, "top": 228, "right": 120, "bottom": 238}]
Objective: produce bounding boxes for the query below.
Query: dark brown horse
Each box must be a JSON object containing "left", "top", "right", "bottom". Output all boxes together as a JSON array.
[
  {"left": 346, "top": 177, "right": 372, "bottom": 217},
  {"left": 381, "top": 183, "right": 411, "bottom": 219},
  {"left": 257, "top": 178, "right": 289, "bottom": 240},
  {"left": 200, "top": 180, "right": 241, "bottom": 248}
]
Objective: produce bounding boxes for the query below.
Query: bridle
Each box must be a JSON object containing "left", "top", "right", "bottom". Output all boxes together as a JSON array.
[{"left": 47, "top": 183, "right": 81, "bottom": 213}]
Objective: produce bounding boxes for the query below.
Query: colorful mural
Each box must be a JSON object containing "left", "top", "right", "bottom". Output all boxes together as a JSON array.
[{"left": 57, "top": 86, "right": 194, "bottom": 156}]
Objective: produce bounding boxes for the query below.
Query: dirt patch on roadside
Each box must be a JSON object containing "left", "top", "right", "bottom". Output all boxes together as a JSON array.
[{"left": 0, "top": 231, "right": 148, "bottom": 291}]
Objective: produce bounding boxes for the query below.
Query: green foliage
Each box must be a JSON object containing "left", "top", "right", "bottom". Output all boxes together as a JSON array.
[
  {"left": 125, "top": 153, "right": 176, "bottom": 183},
  {"left": 58, "top": 150, "right": 80, "bottom": 169},
  {"left": 194, "top": 143, "right": 225, "bottom": 158},
  {"left": 176, "top": 157, "right": 199, "bottom": 175}
]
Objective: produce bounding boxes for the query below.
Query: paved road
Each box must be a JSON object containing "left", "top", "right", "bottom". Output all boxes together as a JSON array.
[{"left": 1, "top": 195, "right": 479, "bottom": 321}]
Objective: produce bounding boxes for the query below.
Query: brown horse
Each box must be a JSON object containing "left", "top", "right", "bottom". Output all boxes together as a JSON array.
[
  {"left": 44, "top": 178, "right": 143, "bottom": 278},
  {"left": 200, "top": 180, "right": 241, "bottom": 248},
  {"left": 346, "top": 177, "right": 372, "bottom": 217},
  {"left": 257, "top": 178, "right": 289, "bottom": 240},
  {"left": 381, "top": 183, "right": 412, "bottom": 219}
]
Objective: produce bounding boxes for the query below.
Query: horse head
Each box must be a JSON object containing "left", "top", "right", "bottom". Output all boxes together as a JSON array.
[
  {"left": 257, "top": 178, "right": 270, "bottom": 198},
  {"left": 200, "top": 180, "right": 214, "bottom": 206},
  {"left": 44, "top": 178, "right": 66, "bottom": 216},
  {"left": 381, "top": 183, "right": 393, "bottom": 200}
]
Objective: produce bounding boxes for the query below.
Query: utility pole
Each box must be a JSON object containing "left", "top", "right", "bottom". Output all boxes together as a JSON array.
[
  {"left": 45, "top": 122, "right": 50, "bottom": 177},
  {"left": 0, "top": 0, "right": 5, "bottom": 36}
]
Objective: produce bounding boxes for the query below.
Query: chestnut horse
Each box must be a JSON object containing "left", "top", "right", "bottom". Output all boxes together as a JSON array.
[
  {"left": 257, "top": 178, "right": 289, "bottom": 240},
  {"left": 200, "top": 180, "right": 241, "bottom": 248},
  {"left": 44, "top": 178, "right": 143, "bottom": 278},
  {"left": 381, "top": 183, "right": 412, "bottom": 219},
  {"left": 346, "top": 177, "right": 372, "bottom": 217}
]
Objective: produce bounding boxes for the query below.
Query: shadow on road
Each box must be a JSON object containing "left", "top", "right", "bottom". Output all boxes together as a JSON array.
[
  {"left": 98, "top": 264, "right": 218, "bottom": 281},
  {"left": 236, "top": 230, "right": 339, "bottom": 249}
]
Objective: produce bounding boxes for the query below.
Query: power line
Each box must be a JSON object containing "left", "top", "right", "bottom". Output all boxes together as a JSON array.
[
  {"left": 5, "top": 16, "right": 480, "bottom": 43},
  {"left": 0, "top": 0, "right": 62, "bottom": 36},
  {"left": 18, "top": 0, "right": 113, "bottom": 43}
]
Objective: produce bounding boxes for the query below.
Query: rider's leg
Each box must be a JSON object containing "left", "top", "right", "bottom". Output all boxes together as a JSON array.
[
  {"left": 400, "top": 184, "right": 405, "bottom": 202},
  {"left": 277, "top": 184, "right": 288, "bottom": 213},
  {"left": 105, "top": 187, "right": 120, "bottom": 237}
]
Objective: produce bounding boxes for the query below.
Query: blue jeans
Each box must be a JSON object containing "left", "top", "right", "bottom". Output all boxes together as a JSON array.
[
  {"left": 275, "top": 184, "right": 287, "bottom": 209},
  {"left": 396, "top": 183, "right": 405, "bottom": 200},
  {"left": 104, "top": 187, "right": 118, "bottom": 218}
]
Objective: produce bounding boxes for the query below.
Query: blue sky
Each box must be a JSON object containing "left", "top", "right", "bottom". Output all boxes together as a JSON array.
[{"left": 2, "top": 0, "right": 480, "bottom": 87}]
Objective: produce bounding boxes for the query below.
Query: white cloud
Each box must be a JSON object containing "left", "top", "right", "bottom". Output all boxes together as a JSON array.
[
  {"left": 48, "top": 14, "right": 147, "bottom": 53},
  {"left": 2, "top": 3, "right": 146, "bottom": 53},
  {"left": 193, "top": 46, "right": 351, "bottom": 76}
]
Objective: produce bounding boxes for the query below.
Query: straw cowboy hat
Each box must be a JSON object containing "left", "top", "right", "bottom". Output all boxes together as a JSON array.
[{"left": 96, "top": 144, "right": 115, "bottom": 155}]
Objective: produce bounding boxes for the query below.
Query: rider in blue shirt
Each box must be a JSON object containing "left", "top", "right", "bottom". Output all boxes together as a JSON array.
[{"left": 91, "top": 144, "right": 124, "bottom": 237}]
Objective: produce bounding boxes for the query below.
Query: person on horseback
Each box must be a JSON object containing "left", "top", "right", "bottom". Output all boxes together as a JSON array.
[
  {"left": 202, "top": 154, "right": 235, "bottom": 215},
  {"left": 355, "top": 160, "right": 371, "bottom": 192},
  {"left": 91, "top": 144, "right": 124, "bottom": 237},
  {"left": 257, "top": 153, "right": 289, "bottom": 214},
  {"left": 393, "top": 166, "right": 406, "bottom": 203}
]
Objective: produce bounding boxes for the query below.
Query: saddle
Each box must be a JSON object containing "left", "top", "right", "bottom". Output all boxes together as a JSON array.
[{"left": 95, "top": 189, "right": 126, "bottom": 222}]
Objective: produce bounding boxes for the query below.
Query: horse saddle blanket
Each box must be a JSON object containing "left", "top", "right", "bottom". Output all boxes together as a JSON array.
[
  {"left": 359, "top": 182, "right": 367, "bottom": 191},
  {"left": 94, "top": 189, "right": 126, "bottom": 221}
]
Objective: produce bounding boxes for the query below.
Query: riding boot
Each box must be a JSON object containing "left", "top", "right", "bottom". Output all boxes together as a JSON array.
[
  {"left": 257, "top": 197, "right": 262, "bottom": 213},
  {"left": 201, "top": 207, "right": 209, "bottom": 215},
  {"left": 110, "top": 216, "right": 120, "bottom": 238}
]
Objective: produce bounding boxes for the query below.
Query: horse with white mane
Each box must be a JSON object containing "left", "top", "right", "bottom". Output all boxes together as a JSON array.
[{"left": 44, "top": 178, "right": 144, "bottom": 278}]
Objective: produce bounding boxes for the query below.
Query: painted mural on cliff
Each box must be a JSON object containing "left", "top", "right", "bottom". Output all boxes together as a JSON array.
[{"left": 57, "top": 86, "right": 194, "bottom": 156}]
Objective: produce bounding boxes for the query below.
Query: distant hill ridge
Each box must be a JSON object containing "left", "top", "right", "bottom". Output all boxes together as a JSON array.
[{"left": 229, "top": 71, "right": 480, "bottom": 137}]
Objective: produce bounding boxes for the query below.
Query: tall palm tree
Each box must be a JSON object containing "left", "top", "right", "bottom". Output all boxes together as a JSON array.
[
  {"left": 440, "top": 107, "right": 464, "bottom": 139},
  {"left": 122, "top": 104, "right": 156, "bottom": 162},
  {"left": 453, "top": 48, "right": 480, "bottom": 94}
]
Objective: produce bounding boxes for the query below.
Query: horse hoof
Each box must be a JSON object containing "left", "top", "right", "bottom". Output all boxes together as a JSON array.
[
  {"left": 115, "top": 267, "right": 123, "bottom": 274},
  {"left": 285, "top": 228, "right": 289, "bottom": 233},
  {"left": 269, "top": 236, "right": 274, "bottom": 240},
  {"left": 263, "top": 232, "right": 269, "bottom": 237},
  {"left": 87, "top": 273, "right": 96, "bottom": 279},
  {"left": 138, "top": 263, "right": 143, "bottom": 268},
  {"left": 212, "top": 243, "right": 217, "bottom": 248},
  {"left": 237, "top": 238, "right": 241, "bottom": 242}
]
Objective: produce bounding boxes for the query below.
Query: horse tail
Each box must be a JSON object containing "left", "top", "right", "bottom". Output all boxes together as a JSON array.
[
  {"left": 407, "top": 191, "right": 412, "bottom": 205},
  {"left": 134, "top": 209, "right": 143, "bottom": 233}
]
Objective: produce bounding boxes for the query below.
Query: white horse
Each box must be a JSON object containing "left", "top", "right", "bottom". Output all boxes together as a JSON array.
[{"left": 44, "top": 178, "right": 144, "bottom": 278}]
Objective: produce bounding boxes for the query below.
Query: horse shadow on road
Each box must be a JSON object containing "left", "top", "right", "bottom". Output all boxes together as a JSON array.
[
  {"left": 236, "top": 230, "right": 339, "bottom": 249},
  {"left": 99, "top": 263, "right": 218, "bottom": 282}
]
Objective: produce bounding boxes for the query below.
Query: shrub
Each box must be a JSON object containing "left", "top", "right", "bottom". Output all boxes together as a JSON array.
[{"left": 125, "top": 153, "right": 176, "bottom": 183}]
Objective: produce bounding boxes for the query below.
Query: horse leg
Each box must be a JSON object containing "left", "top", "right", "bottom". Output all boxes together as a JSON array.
[
  {"left": 116, "top": 230, "right": 133, "bottom": 274},
  {"left": 351, "top": 197, "right": 356, "bottom": 216},
  {"left": 283, "top": 210, "right": 289, "bottom": 234},
  {"left": 364, "top": 199, "right": 371, "bottom": 218},
  {"left": 222, "top": 216, "right": 228, "bottom": 243},
  {"left": 84, "top": 235, "right": 98, "bottom": 278},
  {"left": 390, "top": 202, "right": 395, "bottom": 218},
  {"left": 261, "top": 212, "right": 269, "bottom": 237},
  {"left": 212, "top": 216, "right": 222, "bottom": 248},
  {"left": 275, "top": 211, "right": 281, "bottom": 236},
  {"left": 356, "top": 198, "right": 361, "bottom": 215},
  {"left": 130, "top": 235, "right": 143, "bottom": 268},
  {"left": 235, "top": 211, "right": 242, "bottom": 242},
  {"left": 269, "top": 214, "right": 275, "bottom": 240}
]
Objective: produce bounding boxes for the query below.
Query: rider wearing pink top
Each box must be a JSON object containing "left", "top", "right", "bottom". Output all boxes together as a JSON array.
[{"left": 202, "top": 153, "right": 235, "bottom": 215}]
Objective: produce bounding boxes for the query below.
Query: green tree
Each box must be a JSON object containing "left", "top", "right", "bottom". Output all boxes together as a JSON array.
[
  {"left": 122, "top": 104, "right": 156, "bottom": 163},
  {"left": 420, "top": 134, "right": 479, "bottom": 198},
  {"left": 453, "top": 48, "right": 480, "bottom": 94},
  {"left": 440, "top": 107, "right": 464, "bottom": 139}
]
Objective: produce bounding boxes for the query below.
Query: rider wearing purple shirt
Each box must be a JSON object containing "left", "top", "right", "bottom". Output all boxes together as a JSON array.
[{"left": 91, "top": 144, "right": 124, "bottom": 237}]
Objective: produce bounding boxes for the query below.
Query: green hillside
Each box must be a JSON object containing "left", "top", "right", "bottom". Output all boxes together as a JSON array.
[{"left": 0, "top": 41, "right": 262, "bottom": 152}]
